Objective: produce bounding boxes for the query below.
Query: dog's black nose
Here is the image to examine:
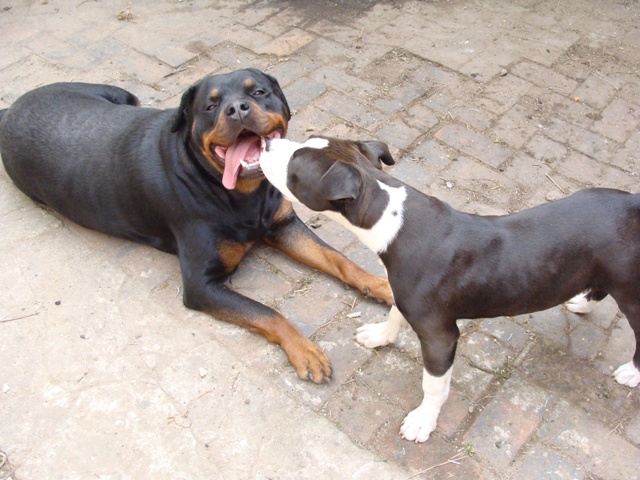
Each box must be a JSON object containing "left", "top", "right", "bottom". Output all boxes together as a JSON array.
[{"left": 225, "top": 100, "right": 250, "bottom": 121}]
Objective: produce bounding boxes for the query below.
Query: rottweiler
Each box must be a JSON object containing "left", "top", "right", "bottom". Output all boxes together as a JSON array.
[{"left": 0, "top": 69, "right": 393, "bottom": 383}]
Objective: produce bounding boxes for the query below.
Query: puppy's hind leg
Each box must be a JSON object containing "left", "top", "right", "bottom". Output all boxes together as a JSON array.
[
  {"left": 565, "top": 289, "right": 608, "bottom": 314},
  {"left": 613, "top": 300, "right": 640, "bottom": 388},
  {"left": 355, "top": 305, "right": 407, "bottom": 348}
]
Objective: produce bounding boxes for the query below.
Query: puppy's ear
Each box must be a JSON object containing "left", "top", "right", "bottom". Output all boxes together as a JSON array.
[
  {"left": 359, "top": 141, "right": 395, "bottom": 169},
  {"left": 319, "top": 162, "right": 362, "bottom": 202},
  {"left": 248, "top": 68, "right": 291, "bottom": 121},
  {"left": 171, "top": 84, "right": 198, "bottom": 133}
]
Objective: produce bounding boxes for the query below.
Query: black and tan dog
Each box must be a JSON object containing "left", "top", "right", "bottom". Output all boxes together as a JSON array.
[
  {"left": 0, "top": 70, "right": 393, "bottom": 383},
  {"left": 260, "top": 136, "right": 640, "bottom": 442}
]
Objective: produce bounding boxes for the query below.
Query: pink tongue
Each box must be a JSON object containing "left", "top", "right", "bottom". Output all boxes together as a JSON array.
[{"left": 219, "top": 136, "right": 260, "bottom": 190}]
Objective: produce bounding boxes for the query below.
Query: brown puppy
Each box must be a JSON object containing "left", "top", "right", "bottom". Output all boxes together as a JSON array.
[{"left": 0, "top": 71, "right": 393, "bottom": 383}]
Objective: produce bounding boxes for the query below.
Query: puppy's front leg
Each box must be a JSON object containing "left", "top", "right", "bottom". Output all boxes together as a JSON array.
[
  {"left": 264, "top": 204, "right": 394, "bottom": 305},
  {"left": 400, "top": 316, "right": 459, "bottom": 442},
  {"left": 355, "top": 305, "right": 407, "bottom": 348},
  {"left": 400, "top": 367, "right": 453, "bottom": 443}
]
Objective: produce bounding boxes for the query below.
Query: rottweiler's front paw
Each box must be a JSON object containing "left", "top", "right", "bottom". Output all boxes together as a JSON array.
[
  {"left": 284, "top": 336, "right": 332, "bottom": 383},
  {"left": 365, "top": 276, "right": 394, "bottom": 305}
]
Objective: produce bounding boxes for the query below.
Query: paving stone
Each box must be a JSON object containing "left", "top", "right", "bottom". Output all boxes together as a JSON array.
[
  {"left": 610, "top": 130, "right": 640, "bottom": 173},
  {"left": 386, "top": 156, "right": 438, "bottom": 191},
  {"left": 554, "top": 150, "right": 632, "bottom": 188},
  {"left": 619, "top": 82, "right": 640, "bottom": 106},
  {"left": 591, "top": 96, "right": 640, "bottom": 144},
  {"left": 226, "top": 252, "right": 292, "bottom": 308},
  {"left": 626, "top": 413, "right": 640, "bottom": 445},
  {"left": 491, "top": 101, "right": 540, "bottom": 149},
  {"left": 511, "top": 59, "right": 579, "bottom": 95},
  {"left": 480, "top": 317, "right": 530, "bottom": 352},
  {"left": 594, "top": 317, "right": 637, "bottom": 378},
  {"left": 520, "top": 341, "right": 636, "bottom": 422},
  {"left": 323, "top": 378, "right": 396, "bottom": 445},
  {"left": 254, "top": 9, "right": 306, "bottom": 37},
  {"left": 372, "top": 426, "right": 492, "bottom": 479},
  {"left": 511, "top": 447, "right": 586, "bottom": 480},
  {"left": 542, "top": 117, "right": 618, "bottom": 161},
  {"left": 287, "top": 104, "right": 337, "bottom": 140},
  {"left": 572, "top": 73, "right": 619, "bottom": 109},
  {"left": 317, "top": 89, "right": 382, "bottom": 129},
  {"left": 524, "top": 134, "right": 569, "bottom": 163},
  {"left": 310, "top": 64, "right": 377, "bottom": 100},
  {"left": 435, "top": 124, "right": 513, "bottom": 169},
  {"left": 538, "top": 400, "right": 640, "bottom": 480},
  {"left": 463, "top": 376, "right": 553, "bottom": 470},
  {"left": 403, "top": 100, "right": 440, "bottom": 132},
  {"left": 515, "top": 307, "right": 570, "bottom": 347},
  {"left": 374, "top": 118, "right": 422, "bottom": 150},
  {"left": 254, "top": 28, "right": 315, "bottom": 56},
  {"left": 279, "top": 76, "right": 326, "bottom": 112},
  {"left": 457, "top": 331, "right": 515, "bottom": 374},
  {"left": 278, "top": 273, "right": 355, "bottom": 338},
  {"left": 301, "top": 37, "right": 359, "bottom": 69},
  {"left": 439, "top": 156, "right": 521, "bottom": 209},
  {"left": 0, "top": 55, "right": 69, "bottom": 103},
  {"left": 475, "top": 74, "right": 534, "bottom": 116},
  {"left": 568, "top": 319, "right": 607, "bottom": 360},
  {"left": 277, "top": 317, "right": 372, "bottom": 409}
]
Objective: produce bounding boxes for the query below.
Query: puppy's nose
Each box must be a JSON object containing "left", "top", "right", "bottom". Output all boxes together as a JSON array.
[{"left": 225, "top": 100, "right": 250, "bottom": 121}]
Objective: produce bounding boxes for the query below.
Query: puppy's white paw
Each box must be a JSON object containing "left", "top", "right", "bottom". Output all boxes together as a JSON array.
[
  {"left": 565, "top": 292, "right": 597, "bottom": 314},
  {"left": 355, "top": 322, "right": 396, "bottom": 349},
  {"left": 614, "top": 361, "right": 640, "bottom": 388},
  {"left": 400, "top": 405, "right": 439, "bottom": 443}
]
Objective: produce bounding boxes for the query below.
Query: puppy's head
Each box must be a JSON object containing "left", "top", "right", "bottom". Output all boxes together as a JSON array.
[
  {"left": 259, "top": 136, "right": 395, "bottom": 212},
  {"left": 171, "top": 68, "right": 290, "bottom": 192}
]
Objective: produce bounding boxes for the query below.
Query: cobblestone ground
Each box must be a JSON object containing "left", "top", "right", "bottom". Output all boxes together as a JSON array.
[{"left": 1, "top": 1, "right": 640, "bottom": 479}]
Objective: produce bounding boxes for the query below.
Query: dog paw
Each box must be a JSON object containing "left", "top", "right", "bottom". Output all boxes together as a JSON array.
[
  {"left": 399, "top": 405, "right": 438, "bottom": 443},
  {"left": 285, "top": 337, "right": 332, "bottom": 384},
  {"left": 355, "top": 322, "right": 396, "bottom": 349},
  {"left": 365, "top": 276, "right": 394, "bottom": 305},
  {"left": 565, "top": 292, "right": 596, "bottom": 314},
  {"left": 614, "top": 361, "right": 640, "bottom": 388}
]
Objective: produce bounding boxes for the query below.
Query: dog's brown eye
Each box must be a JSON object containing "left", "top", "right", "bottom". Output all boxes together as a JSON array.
[
  {"left": 205, "top": 100, "right": 220, "bottom": 111},
  {"left": 252, "top": 89, "right": 265, "bottom": 96}
]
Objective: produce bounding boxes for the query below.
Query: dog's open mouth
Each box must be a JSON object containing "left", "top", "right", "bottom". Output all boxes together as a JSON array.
[{"left": 213, "top": 130, "right": 282, "bottom": 190}]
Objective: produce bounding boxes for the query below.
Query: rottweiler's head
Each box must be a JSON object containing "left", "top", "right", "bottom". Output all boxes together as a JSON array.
[{"left": 171, "top": 68, "right": 290, "bottom": 192}]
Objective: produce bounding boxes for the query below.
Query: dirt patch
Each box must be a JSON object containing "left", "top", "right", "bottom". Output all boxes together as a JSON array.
[{"left": 268, "top": 0, "right": 404, "bottom": 21}]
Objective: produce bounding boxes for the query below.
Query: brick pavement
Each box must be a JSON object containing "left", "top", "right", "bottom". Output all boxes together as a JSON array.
[{"left": 1, "top": 1, "right": 640, "bottom": 479}]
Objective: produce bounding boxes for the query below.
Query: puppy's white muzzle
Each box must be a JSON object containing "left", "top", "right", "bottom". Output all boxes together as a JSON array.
[{"left": 259, "top": 138, "right": 298, "bottom": 202}]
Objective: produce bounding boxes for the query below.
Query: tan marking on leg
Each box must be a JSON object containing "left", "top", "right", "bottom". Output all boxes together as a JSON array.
[{"left": 218, "top": 240, "right": 253, "bottom": 272}]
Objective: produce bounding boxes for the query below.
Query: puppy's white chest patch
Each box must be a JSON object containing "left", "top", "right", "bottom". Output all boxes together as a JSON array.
[{"left": 327, "top": 181, "right": 406, "bottom": 254}]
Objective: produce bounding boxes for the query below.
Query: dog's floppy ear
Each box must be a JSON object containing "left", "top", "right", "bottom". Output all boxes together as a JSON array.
[
  {"left": 318, "top": 161, "right": 362, "bottom": 202},
  {"left": 359, "top": 141, "right": 395, "bottom": 169},
  {"left": 171, "top": 83, "right": 199, "bottom": 133},
  {"left": 248, "top": 68, "right": 291, "bottom": 121}
]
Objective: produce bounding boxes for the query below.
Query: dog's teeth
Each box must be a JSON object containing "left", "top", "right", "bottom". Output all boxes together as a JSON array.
[{"left": 240, "top": 160, "right": 260, "bottom": 170}]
